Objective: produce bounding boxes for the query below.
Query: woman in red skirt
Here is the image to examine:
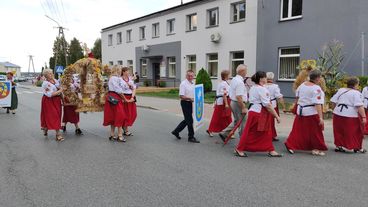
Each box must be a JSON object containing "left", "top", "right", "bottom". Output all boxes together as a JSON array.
[
  {"left": 103, "top": 66, "right": 130, "bottom": 142},
  {"left": 285, "top": 70, "right": 327, "bottom": 156},
  {"left": 206, "top": 70, "right": 232, "bottom": 137},
  {"left": 40, "top": 69, "right": 64, "bottom": 141},
  {"left": 120, "top": 67, "right": 137, "bottom": 137},
  {"left": 331, "top": 77, "right": 366, "bottom": 153},
  {"left": 61, "top": 78, "right": 83, "bottom": 135},
  {"left": 235, "top": 71, "right": 282, "bottom": 157},
  {"left": 265, "top": 72, "right": 286, "bottom": 141},
  {"left": 362, "top": 85, "right": 368, "bottom": 134}
]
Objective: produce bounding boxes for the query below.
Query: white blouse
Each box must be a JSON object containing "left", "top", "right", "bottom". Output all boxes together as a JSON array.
[
  {"left": 248, "top": 85, "right": 271, "bottom": 113},
  {"left": 216, "top": 80, "right": 230, "bottom": 105},
  {"left": 296, "top": 83, "right": 324, "bottom": 116},
  {"left": 331, "top": 88, "right": 363, "bottom": 118},
  {"left": 120, "top": 77, "right": 136, "bottom": 94},
  {"left": 362, "top": 86, "right": 368, "bottom": 109},
  {"left": 108, "top": 76, "right": 124, "bottom": 94},
  {"left": 42, "top": 79, "right": 60, "bottom": 97},
  {"left": 265, "top": 83, "right": 283, "bottom": 108}
]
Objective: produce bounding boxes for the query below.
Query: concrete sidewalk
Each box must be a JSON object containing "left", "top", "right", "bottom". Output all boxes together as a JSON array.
[{"left": 136, "top": 95, "right": 336, "bottom": 142}]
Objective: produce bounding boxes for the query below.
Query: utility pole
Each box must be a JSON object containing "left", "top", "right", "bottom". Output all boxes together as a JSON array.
[
  {"left": 46, "top": 15, "right": 68, "bottom": 76},
  {"left": 362, "top": 32, "right": 365, "bottom": 76},
  {"left": 28, "top": 55, "right": 35, "bottom": 76}
]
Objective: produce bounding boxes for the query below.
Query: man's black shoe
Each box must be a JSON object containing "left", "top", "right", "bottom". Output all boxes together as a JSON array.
[
  {"left": 171, "top": 131, "right": 181, "bottom": 140},
  {"left": 188, "top": 137, "right": 200, "bottom": 143},
  {"left": 219, "top": 134, "right": 226, "bottom": 143}
]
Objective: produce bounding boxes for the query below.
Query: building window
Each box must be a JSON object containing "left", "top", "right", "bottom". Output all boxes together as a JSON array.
[
  {"left": 127, "top": 60, "right": 133, "bottom": 74},
  {"left": 231, "top": 1, "right": 246, "bottom": 22},
  {"left": 207, "top": 53, "right": 218, "bottom": 77},
  {"left": 278, "top": 47, "right": 300, "bottom": 80},
  {"left": 126, "top": 30, "right": 132, "bottom": 42},
  {"left": 117, "top": 60, "right": 123, "bottom": 65},
  {"left": 117, "top": 32, "right": 122, "bottom": 44},
  {"left": 230, "top": 51, "right": 244, "bottom": 77},
  {"left": 168, "top": 57, "right": 176, "bottom": 77},
  {"left": 280, "top": 0, "right": 302, "bottom": 21},
  {"left": 186, "top": 14, "right": 197, "bottom": 31},
  {"left": 167, "top": 19, "right": 175, "bottom": 35},
  {"left": 141, "top": 59, "right": 147, "bottom": 77},
  {"left": 108, "top": 34, "right": 113, "bottom": 46},
  {"left": 207, "top": 8, "right": 219, "bottom": 27},
  {"left": 187, "top": 55, "right": 197, "bottom": 74},
  {"left": 139, "top": 26, "right": 146, "bottom": 40},
  {"left": 152, "top": 23, "right": 160, "bottom": 38},
  {"left": 109, "top": 61, "right": 113, "bottom": 66}
]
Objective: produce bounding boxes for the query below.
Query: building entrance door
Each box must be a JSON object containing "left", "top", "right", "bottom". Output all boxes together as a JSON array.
[{"left": 152, "top": 63, "right": 160, "bottom": 86}]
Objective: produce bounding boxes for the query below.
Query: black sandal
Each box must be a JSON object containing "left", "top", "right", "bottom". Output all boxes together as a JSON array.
[
  {"left": 354, "top": 149, "right": 367, "bottom": 154},
  {"left": 75, "top": 128, "right": 83, "bottom": 135},
  {"left": 61, "top": 125, "right": 66, "bottom": 132},
  {"left": 123, "top": 131, "right": 133, "bottom": 136},
  {"left": 108, "top": 136, "right": 116, "bottom": 141},
  {"left": 234, "top": 150, "right": 247, "bottom": 157},
  {"left": 285, "top": 144, "right": 294, "bottom": 154},
  {"left": 268, "top": 152, "right": 283, "bottom": 157},
  {"left": 117, "top": 136, "right": 127, "bottom": 142},
  {"left": 335, "top": 147, "right": 346, "bottom": 153},
  {"left": 42, "top": 128, "right": 48, "bottom": 136}
]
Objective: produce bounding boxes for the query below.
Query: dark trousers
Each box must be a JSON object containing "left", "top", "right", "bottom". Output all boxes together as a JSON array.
[{"left": 173, "top": 100, "right": 194, "bottom": 138}]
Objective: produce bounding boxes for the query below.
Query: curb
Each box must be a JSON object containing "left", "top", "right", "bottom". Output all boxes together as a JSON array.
[{"left": 137, "top": 105, "right": 159, "bottom": 110}]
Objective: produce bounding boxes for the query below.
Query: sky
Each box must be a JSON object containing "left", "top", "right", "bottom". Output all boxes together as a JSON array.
[{"left": 0, "top": 0, "right": 195, "bottom": 72}]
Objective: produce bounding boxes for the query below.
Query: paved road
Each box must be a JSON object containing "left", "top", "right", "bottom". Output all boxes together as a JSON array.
[{"left": 0, "top": 85, "right": 367, "bottom": 207}]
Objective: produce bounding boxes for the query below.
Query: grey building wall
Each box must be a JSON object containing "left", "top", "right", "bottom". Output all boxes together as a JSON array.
[
  {"left": 135, "top": 41, "right": 181, "bottom": 87},
  {"left": 257, "top": 0, "right": 368, "bottom": 98}
]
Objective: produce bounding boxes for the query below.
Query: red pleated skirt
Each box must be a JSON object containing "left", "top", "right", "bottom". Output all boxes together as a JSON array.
[
  {"left": 208, "top": 99, "right": 232, "bottom": 132},
  {"left": 271, "top": 107, "right": 279, "bottom": 138},
  {"left": 333, "top": 114, "right": 364, "bottom": 150},
  {"left": 103, "top": 92, "right": 126, "bottom": 127},
  {"left": 62, "top": 105, "right": 79, "bottom": 124},
  {"left": 364, "top": 110, "right": 368, "bottom": 135},
  {"left": 122, "top": 94, "right": 137, "bottom": 127},
  {"left": 236, "top": 111, "right": 275, "bottom": 152},
  {"left": 285, "top": 114, "right": 327, "bottom": 151},
  {"left": 40, "top": 95, "right": 62, "bottom": 130}
]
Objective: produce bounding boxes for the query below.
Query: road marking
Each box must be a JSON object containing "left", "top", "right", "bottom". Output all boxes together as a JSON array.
[
  {"left": 23, "top": 91, "right": 34, "bottom": 94},
  {"left": 34, "top": 91, "right": 43, "bottom": 94}
]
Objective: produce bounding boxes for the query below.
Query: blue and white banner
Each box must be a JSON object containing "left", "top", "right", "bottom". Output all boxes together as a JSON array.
[
  {"left": 0, "top": 81, "right": 12, "bottom": 107},
  {"left": 193, "top": 84, "right": 204, "bottom": 132}
]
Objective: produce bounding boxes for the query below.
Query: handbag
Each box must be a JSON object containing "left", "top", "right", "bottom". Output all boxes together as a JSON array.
[{"left": 108, "top": 95, "right": 119, "bottom": 105}]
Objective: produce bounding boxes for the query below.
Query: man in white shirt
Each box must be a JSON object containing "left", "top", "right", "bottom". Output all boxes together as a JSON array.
[
  {"left": 171, "top": 70, "right": 200, "bottom": 143},
  {"left": 219, "top": 64, "right": 248, "bottom": 141}
]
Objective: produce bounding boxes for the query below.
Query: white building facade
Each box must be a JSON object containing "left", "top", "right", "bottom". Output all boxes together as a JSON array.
[{"left": 102, "top": 0, "right": 257, "bottom": 88}]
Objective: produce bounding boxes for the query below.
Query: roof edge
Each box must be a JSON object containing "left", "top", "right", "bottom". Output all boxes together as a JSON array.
[{"left": 101, "top": 0, "right": 210, "bottom": 32}]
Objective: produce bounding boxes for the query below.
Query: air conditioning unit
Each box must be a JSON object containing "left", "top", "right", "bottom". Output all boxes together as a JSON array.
[
  {"left": 210, "top": 33, "right": 221, "bottom": 43},
  {"left": 142, "top": 44, "right": 150, "bottom": 51}
]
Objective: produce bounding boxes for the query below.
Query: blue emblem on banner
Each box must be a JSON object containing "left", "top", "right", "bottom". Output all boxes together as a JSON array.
[{"left": 195, "top": 86, "right": 203, "bottom": 122}]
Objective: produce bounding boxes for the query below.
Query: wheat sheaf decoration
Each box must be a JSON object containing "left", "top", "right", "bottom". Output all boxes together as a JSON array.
[{"left": 61, "top": 58, "right": 106, "bottom": 112}]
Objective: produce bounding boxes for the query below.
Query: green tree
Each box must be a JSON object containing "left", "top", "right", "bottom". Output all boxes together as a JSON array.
[
  {"left": 69, "top": 37, "right": 84, "bottom": 64},
  {"left": 49, "top": 56, "right": 55, "bottom": 70},
  {"left": 91, "top": 38, "right": 101, "bottom": 60},
  {"left": 52, "top": 37, "right": 69, "bottom": 68},
  {"left": 195, "top": 68, "right": 212, "bottom": 93}
]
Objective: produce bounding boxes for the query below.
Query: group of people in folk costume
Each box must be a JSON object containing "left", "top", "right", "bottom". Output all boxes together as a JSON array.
[
  {"left": 172, "top": 64, "right": 367, "bottom": 157},
  {"left": 40, "top": 67, "right": 137, "bottom": 142},
  {"left": 103, "top": 66, "right": 137, "bottom": 142}
]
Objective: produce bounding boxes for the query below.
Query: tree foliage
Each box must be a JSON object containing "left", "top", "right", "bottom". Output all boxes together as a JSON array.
[
  {"left": 195, "top": 68, "right": 212, "bottom": 93},
  {"left": 91, "top": 38, "right": 101, "bottom": 60},
  {"left": 69, "top": 37, "right": 84, "bottom": 64},
  {"left": 52, "top": 37, "right": 69, "bottom": 68}
]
